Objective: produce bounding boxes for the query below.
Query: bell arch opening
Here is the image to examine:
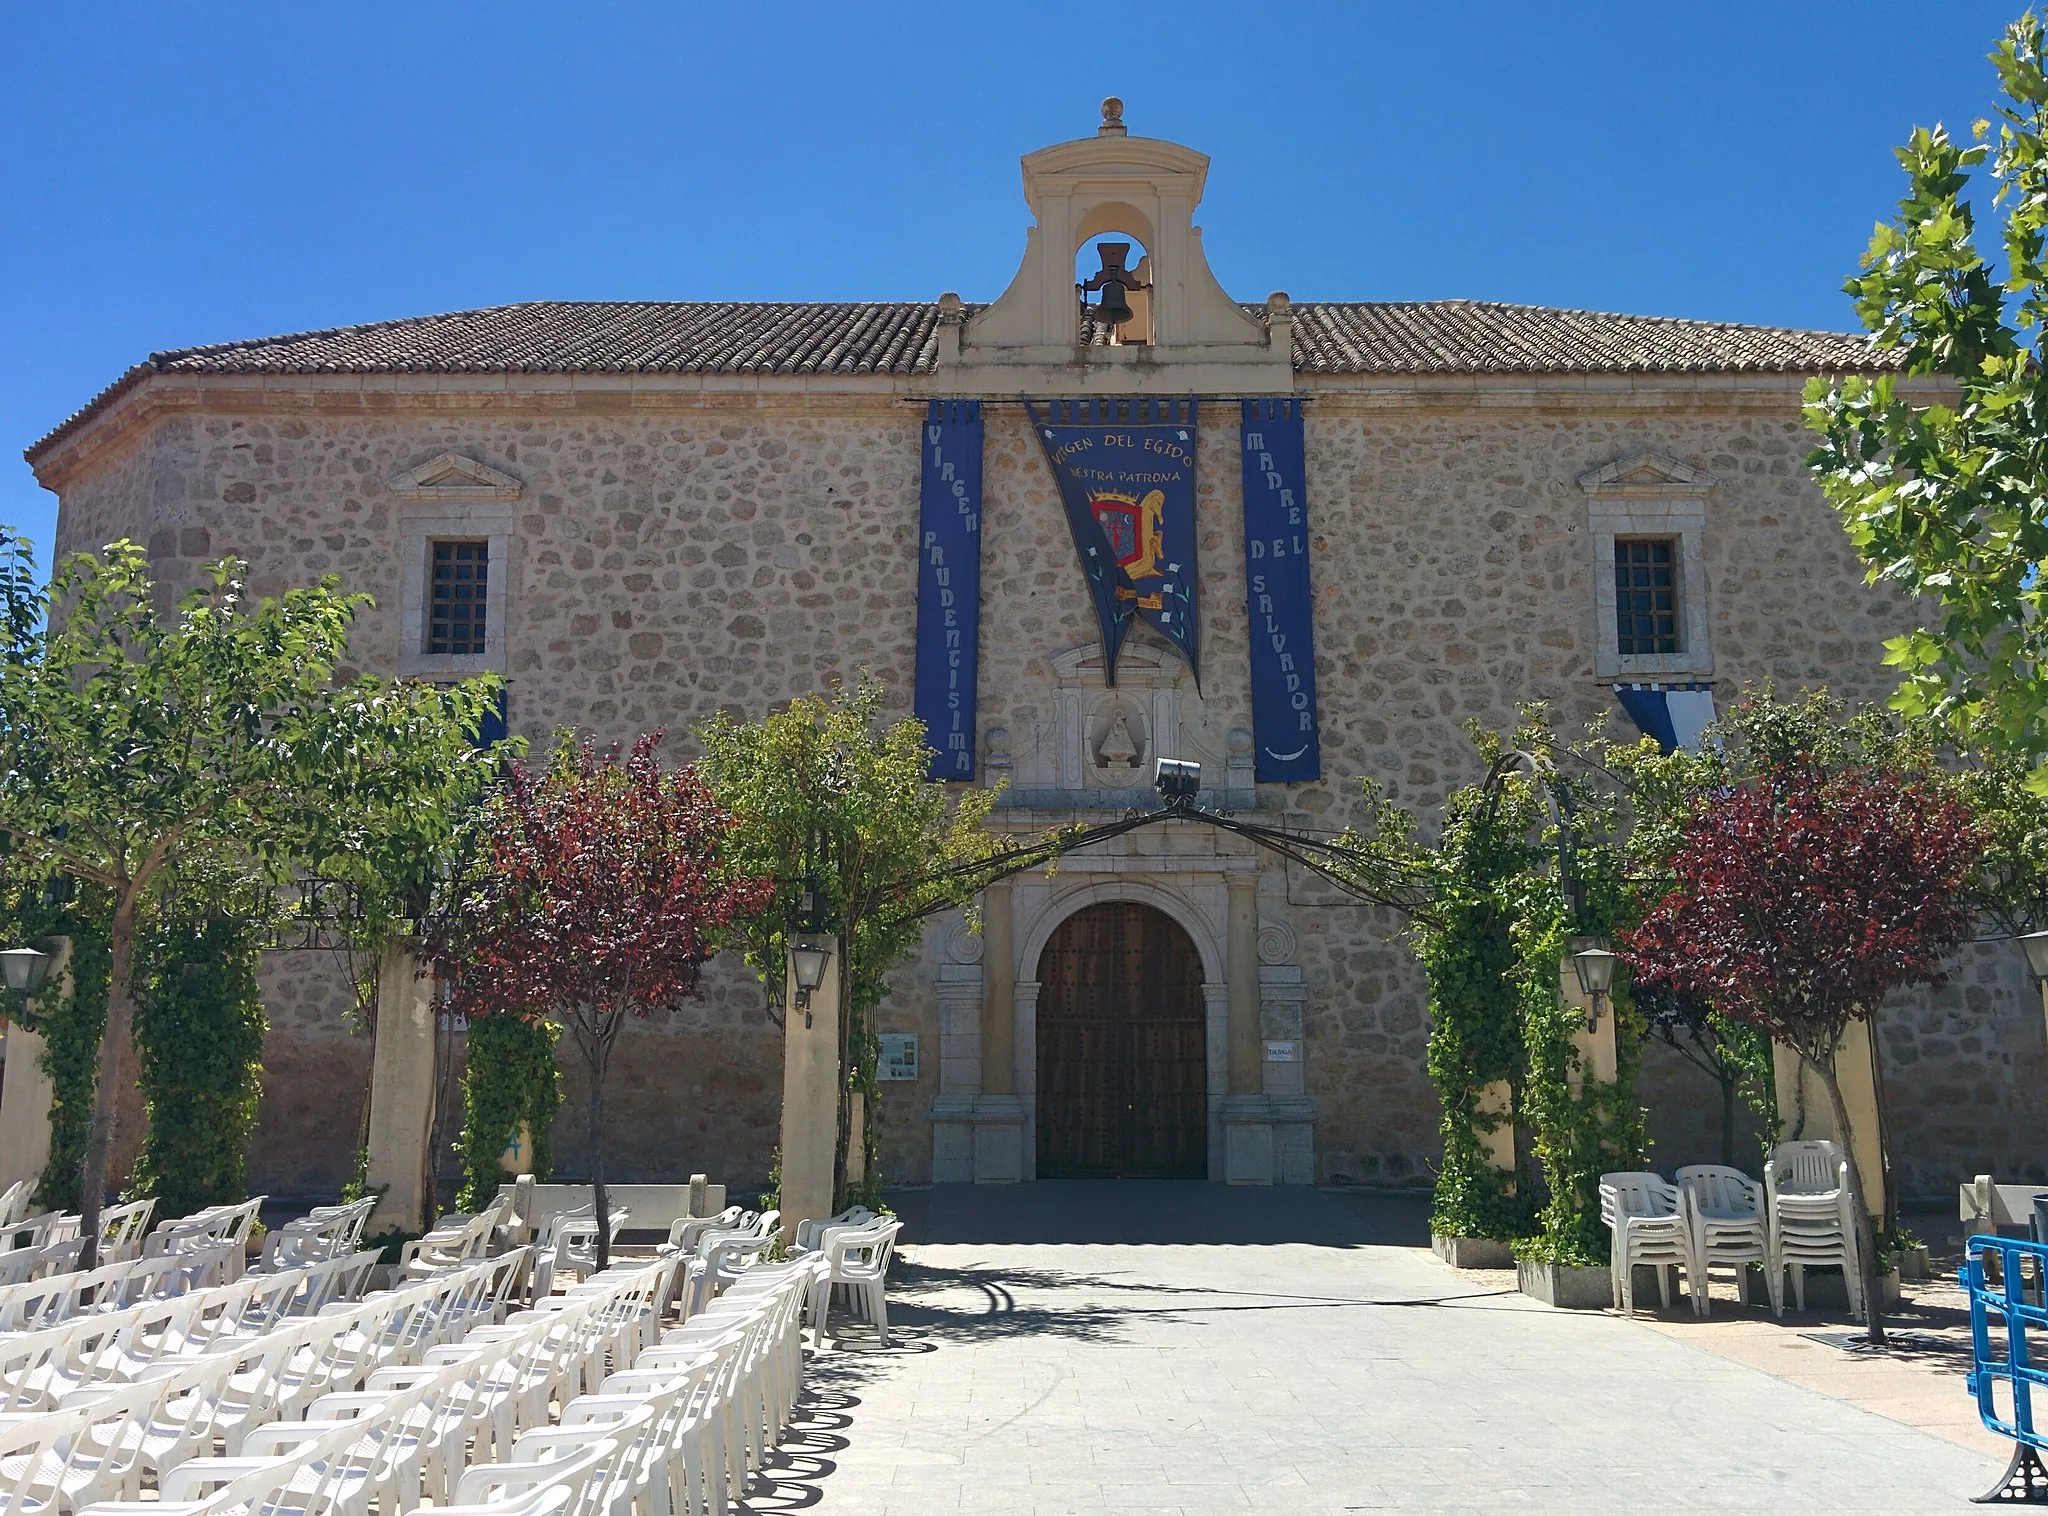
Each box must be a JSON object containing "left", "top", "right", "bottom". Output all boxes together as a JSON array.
[
  {"left": 1075, "top": 229, "right": 1154, "bottom": 346},
  {"left": 1033, "top": 900, "right": 1207, "bottom": 1179}
]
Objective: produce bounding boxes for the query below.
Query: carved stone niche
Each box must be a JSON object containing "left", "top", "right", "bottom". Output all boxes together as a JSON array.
[
  {"left": 1010, "top": 642, "right": 1188, "bottom": 801},
  {"left": 1088, "top": 694, "right": 1150, "bottom": 789}
]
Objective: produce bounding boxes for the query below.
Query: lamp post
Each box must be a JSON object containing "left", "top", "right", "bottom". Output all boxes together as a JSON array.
[
  {"left": 0, "top": 947, "right": 52, "bottom": 1000},
  {"left": 778, "top": 877, "right": 843, "bottom": 1240},
  {"left": 789, "top": 938, "right": 833, "bottom": 1029},
  {"left": 2018, "top": 931, "right": 2048, "bottom": 1054},
  {"left": 1569, "top": 944, "right": 1618, "bottom": 1032}
]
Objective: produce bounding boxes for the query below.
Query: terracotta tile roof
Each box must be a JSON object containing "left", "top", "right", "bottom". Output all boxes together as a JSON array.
[
  {"left": 27, "top": 298, "right": 1903, "bottom": 461},
  {"left": 1284, "top": 300, "right": 1906, "bottom": 376},
  {"left": 140, "top": 300, "right": 946, "bottom": 378}
]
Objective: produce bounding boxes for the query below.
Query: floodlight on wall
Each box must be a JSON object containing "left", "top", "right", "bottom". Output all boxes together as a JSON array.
[
  {"left": 1154, "top": 757, "right": 1202, "bottom": 807},
  {"left": 0, "top": 946, "right": 51, "bottom": 997},
  {"left": 1569, "top": 945, "right": 1619, "bottom": 1031},
  {"left": 2019, "top": 930, "right": 2048, "bottom": 983}
]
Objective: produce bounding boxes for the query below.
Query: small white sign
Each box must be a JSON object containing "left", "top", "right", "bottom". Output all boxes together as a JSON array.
[
  {"left": 1263, "top": 1040, "right": 1299, "bottom": 1063},
  {"left": 878, "top": 1033, "right": 920, "bottom": 1081}
]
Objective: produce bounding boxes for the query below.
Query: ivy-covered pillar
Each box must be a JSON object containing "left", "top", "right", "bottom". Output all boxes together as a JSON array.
[
  {"left": 364, "top": 940, "right": 437, "bottom": 1235},
  {"left": 777, "top": 947, "right": 841, "bottom": 1238},
  {"left": 0, "top": 937, "right": 69, "bottom": 1201}
]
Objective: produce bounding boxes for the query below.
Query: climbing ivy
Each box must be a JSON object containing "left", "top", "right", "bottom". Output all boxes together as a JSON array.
[
  {"left": 1383, "top": 710, "right": 1649, "bottom": 1262},
  {"left": 1506, "top": 862, "right": 1647, "bottom": 1267},
  {"left": 1408, "top": 763, "right": 1541, "bottom": 1244},
  {"left": 455, "top": 1012, "right": 562, "bottom": 1211},
  {"left": 125, "top": 914, "right": 267, "bottom": 1219},
  {"left": 25, "top": 906, "right": 113, "bottom": 1214}
]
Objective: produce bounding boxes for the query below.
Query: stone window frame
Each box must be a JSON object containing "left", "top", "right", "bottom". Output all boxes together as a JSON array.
[
  {"left": 1579, "top": 452, "right": 1716, "bottom": 681},
  {"left": 390, "top": 455, "right": 520, "bottom": 679}
]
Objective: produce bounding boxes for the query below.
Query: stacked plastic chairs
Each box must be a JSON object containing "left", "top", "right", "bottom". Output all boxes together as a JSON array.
[
  {"left": 1675, "top": 1164, "right": 1769, "bottom": 1317},
  {"left": 1598, "top": 1173, "right": 1695, "bottom": 1317},
  {"left": 1765, "top": 1140, "right": 1865, "bottom": 1319}
]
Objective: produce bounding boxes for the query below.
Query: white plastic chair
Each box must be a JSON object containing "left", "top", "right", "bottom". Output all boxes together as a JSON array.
[
  {"left": 0, "top": 1180, "right": 32, "bottom": 1234},
  {"left": 1675, "top": 1164, "right": 1768, "bottom": 1317},
  {"left": 809, "top": 1218, "right": 902, "bottom": 1346},
  {"left": 1599, "top": 1172, "right": 1695, "bottom": 1317},
  {"left": 792, "top": 1206, "right": 873, "bottom": 1254},
  {"left": 1765, "top": 1140, "right": 1865, "bottom": 1318},
  {"left": 95, "top": 1198, "right": 157, "bottom": 1264},
  {"left": 399, "top": 1195, "right": 511, "bottom": 1280},
  {"left": 664, "top": 1208, "right": 742, "bottom": 1259}
]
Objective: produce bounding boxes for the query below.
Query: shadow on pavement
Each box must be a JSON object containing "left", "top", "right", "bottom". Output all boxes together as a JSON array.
[{"left": 886, "top": 1179, "right": 1433, "bottom": 1247}]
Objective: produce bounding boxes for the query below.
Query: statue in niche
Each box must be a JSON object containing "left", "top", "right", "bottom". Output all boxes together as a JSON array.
[{"left": 1096, "top": 706, "right": 1141, "bottom": 769}]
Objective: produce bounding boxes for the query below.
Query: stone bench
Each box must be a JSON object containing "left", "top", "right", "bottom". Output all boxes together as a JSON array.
[{"left": 494, "top": 1176, "right": 728, "bottom": 1245}]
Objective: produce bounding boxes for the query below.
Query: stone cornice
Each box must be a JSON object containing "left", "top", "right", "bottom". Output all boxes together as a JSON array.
[{"left": 26, "top": 365, "right": 1953, "bottom": 492}]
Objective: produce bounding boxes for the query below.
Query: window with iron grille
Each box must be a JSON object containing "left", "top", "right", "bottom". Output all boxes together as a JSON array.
[
  {"left": 428, "top": 540, "right": 488, "bottom": 655},
  {"left": 1614, "top": 538, "right": 1679, "bottom": 655}
]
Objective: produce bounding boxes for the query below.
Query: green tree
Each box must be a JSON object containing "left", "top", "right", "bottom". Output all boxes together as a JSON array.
[
  {"left": 0, "top": 531, "right": 503, "bottom": 1264},
  {"left": 698, "top": 678, "right": 1015, "bottom": 1209},
  {"left": 1805, "top": 10, "right": 2048, "bottom": 771}
]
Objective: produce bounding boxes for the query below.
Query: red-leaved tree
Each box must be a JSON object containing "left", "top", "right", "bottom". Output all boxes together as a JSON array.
[
  {"left": 427, "top": 731, "right": 768, "bottom": 1268},
  {"left": 1623, "top": 766, "right": 1977, "bottom": 1343}
]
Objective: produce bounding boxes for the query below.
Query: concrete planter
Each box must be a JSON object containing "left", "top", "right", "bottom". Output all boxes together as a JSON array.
[
  {"left": 1517, "top": 1257, "right": 1612, "bottom": 1309},
  {"left": 1431, "top": 1234, "right": 1515, "bottom": 1269},
  {"left": 1795, "top": 1265, "right": 1902, "bottom": 1311},
  {"left": 1897, "top": 1245, "right": 1933, "bottom": 1282}
]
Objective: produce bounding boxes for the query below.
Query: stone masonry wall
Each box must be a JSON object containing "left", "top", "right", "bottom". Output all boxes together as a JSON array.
[{"left": 44, "top": 382, "right": 2046, "bottom": 1200}]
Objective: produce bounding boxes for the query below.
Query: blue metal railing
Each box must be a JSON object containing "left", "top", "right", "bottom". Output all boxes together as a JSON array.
[{"left": 1964, "top": 1234, "right": 2048, "bottom": 1502}]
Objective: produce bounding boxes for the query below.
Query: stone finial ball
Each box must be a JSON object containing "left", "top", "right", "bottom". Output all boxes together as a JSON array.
[{"left": 1102, "top": 97, "right": 1124, "bottom": 124}]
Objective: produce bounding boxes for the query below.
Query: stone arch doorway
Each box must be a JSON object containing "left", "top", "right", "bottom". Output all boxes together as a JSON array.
[{"left": 1034, "top": 901, "right": 1207, "bottom": 1179}]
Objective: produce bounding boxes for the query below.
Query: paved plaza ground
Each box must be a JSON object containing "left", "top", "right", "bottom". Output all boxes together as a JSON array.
[{"left": 755, "top": 1182, "right": 2007, "bottom": 1515}]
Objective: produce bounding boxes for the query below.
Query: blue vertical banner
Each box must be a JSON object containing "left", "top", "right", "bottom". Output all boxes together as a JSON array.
[
  {"left": 914, "top": 400, "right": 983, "bottom": 781},
  {"left": 1240, "top": 398, "right": 1322, "bottom": 783},
  {"left": 1028, "top": 397, "right": 1200, "bottom": 687}
]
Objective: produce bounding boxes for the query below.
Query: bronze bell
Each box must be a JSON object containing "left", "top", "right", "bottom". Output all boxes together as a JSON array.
[{"left": 1095, "top": 280, "right": 1135, "bottom": 328}]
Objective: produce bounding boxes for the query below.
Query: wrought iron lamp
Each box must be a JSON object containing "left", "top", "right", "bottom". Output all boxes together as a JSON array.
[
  {"left": 1569, "top": 945, "right": 1618, "bottom": 1031},
  {"left": 2018, "top": 930, "right": 2048, "bottom": 983},
  {"left": 0, "top": 946, "right": 51, "bottom": 997},
  {"left": 789, "top": 876, "right": 834, "bottom": 1028},
  {"left": 2019, "top": 932, "right": 2048, "bottom": 1056}
]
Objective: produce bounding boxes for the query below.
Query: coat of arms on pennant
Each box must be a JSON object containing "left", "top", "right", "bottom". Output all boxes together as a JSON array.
[{"left": 1090, "top": 489, "right": 1171, "bottom": 611}]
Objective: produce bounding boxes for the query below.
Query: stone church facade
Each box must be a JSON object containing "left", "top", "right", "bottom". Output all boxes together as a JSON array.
[{"left": 26, "top": 107, "right": 2048, "bottom": 1201}]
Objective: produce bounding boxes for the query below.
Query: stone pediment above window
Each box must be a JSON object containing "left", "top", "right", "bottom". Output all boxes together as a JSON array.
[
  {"left": 1577, "top": 451, "right": 1718, "bottom": 499},
  {"left": 387, "top": 452, "right": 524, "bottom": 503}
]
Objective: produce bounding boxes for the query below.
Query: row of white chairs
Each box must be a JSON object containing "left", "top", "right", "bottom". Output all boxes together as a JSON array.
[
  {"left": 787, "top": 1208, "right": 903, "bottom": 1348},
  {"left": 661, "top": 1210, "right": 781, "bottom": 1318},
  {"left": 0, "top": 1250, "right": 545, "bottom": 1515},
  {"left": 1603, "top": 1141, "right": 1872, "bottom": 1318},
  {"left": 56, "top": 1250, "right": 791, "bottom": 1516},
  {"left": 258, "top": 1200, "right": 376, "bottom": 1275},
  {"left": 0, "top": 1245, "right": 238, "bottom": 1331},
  {"left": 0, "top": 1247, "right": 392, "bottom": 1412}
]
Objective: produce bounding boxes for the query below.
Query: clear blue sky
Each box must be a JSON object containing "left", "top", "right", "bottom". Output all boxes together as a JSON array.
[{"left": 0, "top": 3, "right": 2025, "bottom": 576}]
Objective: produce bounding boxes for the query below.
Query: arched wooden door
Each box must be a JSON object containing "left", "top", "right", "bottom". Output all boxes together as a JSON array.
[{"left": 1035, "top": 901, "right": 1207, "bottom": 1179}]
